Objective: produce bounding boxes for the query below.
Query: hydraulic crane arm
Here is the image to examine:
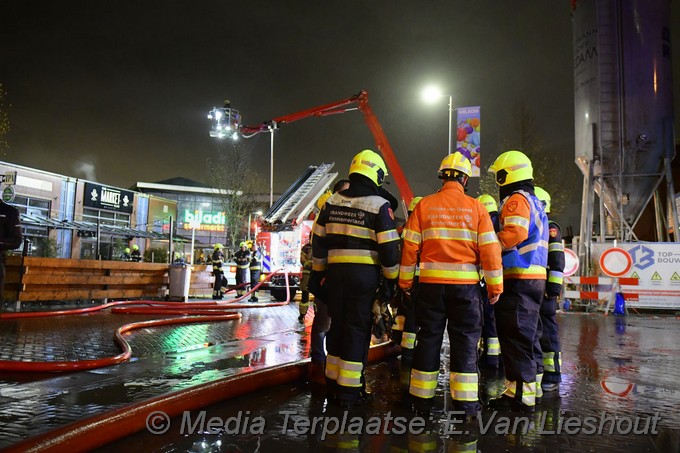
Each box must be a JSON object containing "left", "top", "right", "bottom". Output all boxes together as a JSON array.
[{"left": 239, "top": 90, "right": 414, "bottom": 209}]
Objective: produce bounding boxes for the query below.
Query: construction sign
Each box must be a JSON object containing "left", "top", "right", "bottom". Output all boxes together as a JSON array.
[{"left": 592, "top": 242, "right": 680, "bottom": 309}]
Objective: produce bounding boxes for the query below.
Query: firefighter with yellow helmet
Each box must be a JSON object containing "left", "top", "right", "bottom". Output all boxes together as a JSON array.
[
  {"left": 533, "top": 186, "right": 565, "bottom": 394},
  {"left": 487, "top": 150, "right": 549, "bottom": 413},
  {"left": 476, "top": 193, "right": 502, "bottom": 370},
  {"left": 211, "top": 243, "right": 226, "bottom": 300},
  {"left": 234, "top": 241, "right": 251, "bottom": 298},
  {"left": 311, "top": 150, "right": 400, "bottom": 407},
  {"left": 400, "top": 152, "right": 503, "bottom": 418}
]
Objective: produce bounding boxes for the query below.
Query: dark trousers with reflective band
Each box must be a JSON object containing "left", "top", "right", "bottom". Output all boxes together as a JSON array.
[
  {"left": 494, "top": 278, "right": 544, "bottom": 403},
  {"left": 539, "top": 295, "right": 561, "bottom": 384},
  {"left": 311, "top": 299, "right": 331, "bottom": 363},
  {"left": 236, "top": 268, "right": 248, "bottom": 295},
  {"left": 480, "top": 281, "right": 500, "bottom": 367},
  {"left": 213, "top": 269, "right": 224, "bottom": 295},
  {"left": 324, "top": 264, "right": 380, "bottom": 402},
  {"left": 250, "top": 270, "right": 260, "bottom": 292},
  {"left": 410, "top": 283, "right": 483, "bottom": 415},
  {"left": 392, "top": 278, "right": 418, "bottom": 353}
]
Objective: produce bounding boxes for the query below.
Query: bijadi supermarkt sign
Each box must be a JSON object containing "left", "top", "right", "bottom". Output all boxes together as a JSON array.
[
  {"left": 591, "top": 242, "right": 680, "bottom": 309},
  {"left": 183, "top": 209, "right": 226, "bottom": 232}
]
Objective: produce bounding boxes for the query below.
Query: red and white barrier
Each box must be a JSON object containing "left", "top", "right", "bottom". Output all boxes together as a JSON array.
[{"left": 564, "top": 276, "right": 638, "bottom": 312}]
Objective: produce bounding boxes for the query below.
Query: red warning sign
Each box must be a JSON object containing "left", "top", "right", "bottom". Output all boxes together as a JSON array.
[
  {"left": 599, "top": 247, "right": 633, "bottom": 277},
  {"left": 563, "top": 248, "right": 579, "bottom": 277}
]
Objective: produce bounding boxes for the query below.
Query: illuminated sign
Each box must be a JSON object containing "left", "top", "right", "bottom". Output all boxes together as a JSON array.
[
  {"left": 83, "top": 182, "right": 134, "bottom": 213},
  {"left": 184, "top": 209, "right": 226, "bottom": 231}
]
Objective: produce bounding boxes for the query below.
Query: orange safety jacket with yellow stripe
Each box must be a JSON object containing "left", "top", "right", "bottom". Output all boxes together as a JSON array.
[
  {"left": 497, "top": 191, "right": 549, "bottom": 279},
  {"left": 398, "top": 181, "right": 503, "bottom": 298},
  {"left": 311, "top": 192, "right": 400, "bottom": 280}
]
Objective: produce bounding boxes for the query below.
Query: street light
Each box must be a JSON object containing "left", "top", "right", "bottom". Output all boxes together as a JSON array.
[
  {"left": 247, "top": 210, "right": 263, "bottom": 241},
  {"left": 421, "top": 85, "right": 454, "bottom": 155}
]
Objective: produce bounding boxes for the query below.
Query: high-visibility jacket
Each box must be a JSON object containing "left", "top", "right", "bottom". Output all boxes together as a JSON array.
[
  {"left": 211, "top": 250, "right": 224, "bottom": 271},
  {"left": 546, "top": 220, "right": 565, "bottom": 297},
  {"left": 234, "top": 249, "right": 250, "bottom": 270},
  {"left": 497, "top": 190, "right": 548, "bottom": 279},
  {"left": 249, "top": 250, "right": 262, "bottom": 271},
  {"left": 311, "top": 192, "right": 400, "bottom": 280},
  {"left": 398, "top": 181, "right": 503, "bottom": 297}
]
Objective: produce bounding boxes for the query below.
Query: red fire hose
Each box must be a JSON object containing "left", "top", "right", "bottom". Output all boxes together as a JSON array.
[{"left": 0, "top": 270, "right": 295, "bottom": 372}]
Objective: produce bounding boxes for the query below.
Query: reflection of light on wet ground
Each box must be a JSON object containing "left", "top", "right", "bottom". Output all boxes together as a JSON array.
[{"left": 99, "top": 313, "right": 680, "bottom": 452}]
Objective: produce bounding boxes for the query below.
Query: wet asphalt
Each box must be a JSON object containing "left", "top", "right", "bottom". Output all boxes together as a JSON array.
[{"left": 2, "top": 297, "right": 680, "bottom": 452}]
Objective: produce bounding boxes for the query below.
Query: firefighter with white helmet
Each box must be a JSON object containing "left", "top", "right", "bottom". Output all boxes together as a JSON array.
[
  {"left": 533, "top": 185, "right": 565, "bottom": 394},
  {"left": 400, "top": 152, "right": 503, "bottom": 418},
  {"left": 487, "top": 150, "right": 549, "bottom": 413},
  {"left": 234, "top": 241, "right": 251, "bottom": 298},
  {"left": 311, "top": 149, "right": 400, "bottom": 407},
  {"left": 211, "top": 243, "right": 226, "bottom": 300}
]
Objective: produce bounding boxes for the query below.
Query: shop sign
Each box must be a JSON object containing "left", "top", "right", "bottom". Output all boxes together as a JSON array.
[
  {"left": 592, "top": 242, "right": 680, "bottom": 309},
  {"left": 84, "top": 182, "right": 134, "bottom": 214},
  {"left": 184, "top": 209, "right": 226, "bottom": 232},
  {"left": 2, "top": 186, "right": 15, "bottom": 203}
]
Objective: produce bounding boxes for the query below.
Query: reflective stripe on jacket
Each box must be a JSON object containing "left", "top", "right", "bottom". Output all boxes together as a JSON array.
[
  {"left": 547, "top": 220, "right": 565, "bottom": 293},
  {"left": 311, "top": 192, "right": 400, "bottom": 280},
  {"left": 498, "top": 190, "right": 548, "bottom": 279},
  {"left": 398, "top": 182, "right": 503, "bottom": 297}
]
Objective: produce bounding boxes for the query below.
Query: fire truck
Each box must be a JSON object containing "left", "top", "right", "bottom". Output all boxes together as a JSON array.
[{"left": 208, "top": 90, "right": 414, "bottom": 300}]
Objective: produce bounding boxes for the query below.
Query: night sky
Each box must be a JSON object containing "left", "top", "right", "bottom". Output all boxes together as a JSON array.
[{"left": 2, "top": 1, "right": 679, "bottom": 230}]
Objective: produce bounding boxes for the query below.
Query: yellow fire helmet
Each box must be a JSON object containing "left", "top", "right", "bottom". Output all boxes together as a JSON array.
[
  {"left": 488, "top": 150, "right": 533, "bottom": 186},
  {"left": 132, "top": 244, "right": 139, "bottom": 251},
  {"left": 533, "top": 186, "right": 551, "bottom": 213},
  {"left": 239, "top": 241, "right": 247, "bottom": 248},
  {"left": 214, "top": 243, "right": 224, "bottom": 250},
  {"left": 408, "top": 196, "right": 423, "bottom": 213},
  {"left": 438, "top": 152, "right": 472, "bottom": 179},
  {"left": 315, "top": 190, "right": 332, "bottom": 210},
  {"left": 477, "top": 194, "right": 498, "bottom": 213},
  {"left": 349, "top": 149, "right": 388, "bottom": 186}
]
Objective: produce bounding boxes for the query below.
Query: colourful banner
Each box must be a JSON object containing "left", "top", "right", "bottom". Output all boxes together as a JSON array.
[{"left": 456, "top": 106, "right": 481, "bottom": 177}]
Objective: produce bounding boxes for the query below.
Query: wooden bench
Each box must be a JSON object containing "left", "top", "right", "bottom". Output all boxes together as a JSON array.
[{"left": 3, "top": 257, "right": 214, "bottom": 304}]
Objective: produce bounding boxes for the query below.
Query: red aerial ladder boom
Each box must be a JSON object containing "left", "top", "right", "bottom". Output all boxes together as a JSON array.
[{"left": 239, "top": 90, "right": 414, "bottom": 210}]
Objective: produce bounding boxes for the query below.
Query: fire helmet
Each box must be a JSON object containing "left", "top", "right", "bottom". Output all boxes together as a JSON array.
[
  {"left": 477, "top": 194, "right": 498, "bottom": 213},
  {"left": 239, "top": 241, "right": 247, "bottom": 248},
  {"left": 315, "top": 190, "right": 332, "bottom": 210},
  {"left": 438, "top": 152, "right": 472, "bottom": 184},
  {"left": 214, "top": 243, "right": 224, "bottom": 250},
  {"left": 132, "top": 244, "right": 139, "bottom": 251},
  {"left": 534, "top": 186, "right": 551, "bottom": 213},
  {"left": 408, "top": 196, "right": 423, "bottom": 213},
  {"left": 349, "top": 149, "right": 388, "bottom": 186},
  {"left": 488, "top": 150, "right": 533, "bottom": 186}
]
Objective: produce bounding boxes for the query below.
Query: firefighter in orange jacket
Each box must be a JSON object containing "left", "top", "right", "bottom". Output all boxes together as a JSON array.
[
  {"left": 488, "top": 150, "right": 549, "bottom": 413},
  {"left": 311, "top": 149, "right": 401, "bottom": 407},
  {"left": 400, "top": 152, "right": 503, "bottom": 417}
]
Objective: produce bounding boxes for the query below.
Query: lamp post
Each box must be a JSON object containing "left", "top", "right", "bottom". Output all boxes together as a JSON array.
[
  {"left": 421, "top": 85, "right": 454, "bottom": 155},
  {"left": 268, "top": 125, "right": 275, "bottom": 207}
]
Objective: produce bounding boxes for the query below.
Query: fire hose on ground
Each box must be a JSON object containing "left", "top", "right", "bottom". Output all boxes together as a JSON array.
[{"left": 0, "top": 270, "right": 295, "bottom": 372}]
